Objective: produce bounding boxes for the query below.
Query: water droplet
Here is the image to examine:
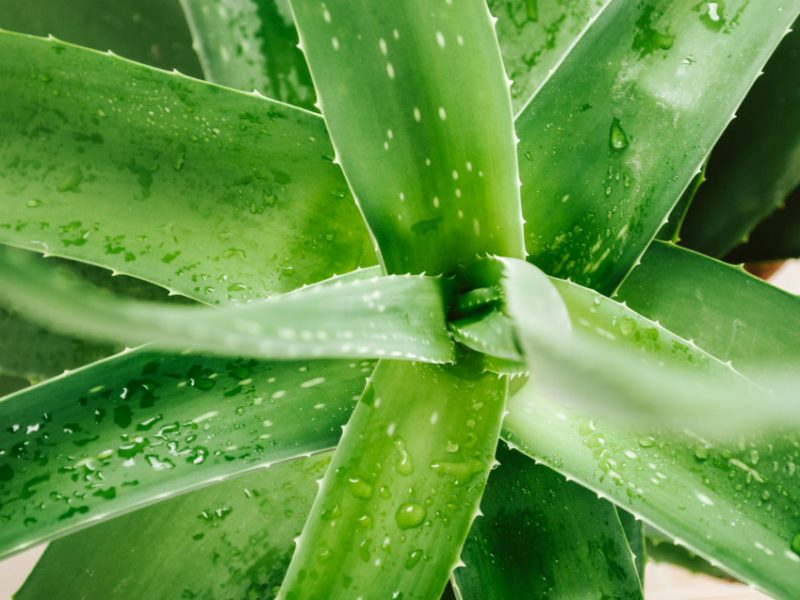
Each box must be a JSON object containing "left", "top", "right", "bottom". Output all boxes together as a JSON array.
[
  {"left": 618, "top": 317, "right": 636, "bottom": 337},
  {"left": 347, "top": 477, "right": 374, "bottom": 499},
  {"left": 394, "top": 439, "right": 413, "bottom": 476},
  {"left": 609, "top": 118, "right": 629, "bottom": 150},
  {"left": 791, "top": 533, "right": 800, "bottom": 556},
  {"left": 395, "top": 502, "right": 426, "bottom": 529},
  {"left": 694, "top": 446, "right": 709, "bottom": 461},
  {"left": 638, "top": 436, "right": 656, "bottom": 448},
  {"left": 405, "top": 549, "right": 424, "bottom": 570}
]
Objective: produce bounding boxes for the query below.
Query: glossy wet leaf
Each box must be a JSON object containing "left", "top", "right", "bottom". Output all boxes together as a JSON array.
[
  {"left": 0, "top": 0, "right": 202, "bottom": 75},
  {"left": 17, "top": 452, "right": 330, "bottom": 600},
  {"left": 681, "top": 23, "right": 800, "bottom": 257},
  {"left": 454, "top": 444, "right": 643, "bottom": 599},
  {"left": 503, "top": 389, "right": 800, "bottom": 599},
  {"left": 517, "top": 0, "right": 800, "bottom": 292},
  {"left": 727, "top": 186, "right": 800, "bottom": 263},
  {"left": 279, "top": 360, "right": 507, "bottom": 599},
  {"left": 0, "top": 31, "right": 374, "bottom": 305},
  {"left": 0, "top": 249, "right": 454, "bottom": 364},
  {"left": 179, "top": 0, "right": 316, "bottom": 109},
  {"left": 491, "top": 0, "right": 607, "bottom": 114},
  {"left": 0, "top": 350, "right": 371, "bottom": 557},
  {"left": 291, "top": 0, "right": 525, "bottom": 274}
]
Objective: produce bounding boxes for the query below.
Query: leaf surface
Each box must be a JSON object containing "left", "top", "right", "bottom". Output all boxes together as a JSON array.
[
  {"left": 0, "top": 31, "right": 373, "bottom": 305},
  {"left": 680, "top": 23, "right": 800, "bottom": 257},
  {"left": 517, "top": 0, "right": 800, "bottom": 292},
  {"left": 17, "top": 453, "right": 329, "bottom": 600},
  {"left": 0, "top": 0, "right": 201, "bottom": 75},
  {"left": 279, "top": 360, "right": 507, "bottom": 599},
  {"left": 291, "top": 0, "right": 525, "bottom": 274},
  {"left": 0, "top": 350, "right": 371, "bottom": 558},
  {"left": 727, "top": 186, "right": 800, "bottom": 263},
  {"left": 179, "top": 0, "right": 316, "bottom": 109},
  {"left": 0, "top": 250, "right": 454, "bottom": 364},
  {"left": 454, "top": 444, "right": 643, "bottom": 599}
]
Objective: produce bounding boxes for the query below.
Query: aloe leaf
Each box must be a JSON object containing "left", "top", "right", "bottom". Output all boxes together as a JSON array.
[
  {"left": 179, "top": 0, "right": 316, "bottom": 109},
  {"left": 616, "top": 241, "right": 800, "bottom": 378},
  {"left": 645, "top": 527, "right": 730, "bottom": 580},
  {"left": 503, "top": 387, "right": 800, "bottom": 598},
  {"left": 0, "top": 350, "right": 371, "bottom": 558},
  {"left": 680, "top": 22, "right": 800, "bottom": 257},
  {"left": 491, "top": 0, "right": 607, "bottom": 114},
  {"left": 279, "top": 360, "right": 507, "bottom": 599},
  {"left": 291, "top": 0, "right": 525, "bottom": 274},
  {"left": 0, "top": 249, "right": 454, "bottom": 364},
  {"left": 656, "top": 161, "right": 707, "bottom": 242},
  {"left": 727, "top": 186, "right": 800, "bottom": 263},
  {"left": 454, "top": 444, "right": 643, "bottom": 599},
  {"left": 618, "top": 508, "right": 646, "bottom": 582},
  {"left": 517, "top": 0, "right": 800, "bottom": 293},
  {"left": 0, "top": 31, "right": 374, "bottom": 305},
  {"left": 0, "top": 0, "right": 202, "bottom": 75},
  {"left": 0, "top": 307, "right": 113, "bottom": 383},
  {"left": 17, "top": 452, "right": 330, "bottom": 600},
  {"left": 449, "top": 310, "right": 522, "bottom": 364}
]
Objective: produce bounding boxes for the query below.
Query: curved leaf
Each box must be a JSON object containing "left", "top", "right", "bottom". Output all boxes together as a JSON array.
[
  {"left": 0, "top": 0, "right": 202, "bottom": 75},
  {"left": 179, "top": 0, "right": 316, "bottom": 109},
  {"left": 517, "top": 0, "right": 800, "bottom": 292},
  {"left": 454, "top": 444, "right": 643, "bottom": 599},
  {"left": 0, "top": 249, "right": 454, "bottom": 364},
  {"left": 727, "top": 186, "right": 800, "bottom": 263},
  {"left": 291, "top": 0, "right": 525, "bottom": 274},
  {"left": 0, "top": 350, "right": 371, "bottom": 558},
  {"left": 0, "top": 30, "right": 374, "bottom": 305},
  {"left": 17, "top": 452, "right": 330, "bottom": 600},
  {"left": 503, "top": 390, "right": 800, "bottom": 599},
  {"left": 279, "top": 359, "right": 507, "bottom": 599},
  {"left": 681, "top": 23, "right": 800, "bottom": 257}
]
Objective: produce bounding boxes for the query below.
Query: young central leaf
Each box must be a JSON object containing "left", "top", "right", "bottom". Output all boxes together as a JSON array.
[{"left": 291, "top": 0, "right": 525, "bottom": 274}]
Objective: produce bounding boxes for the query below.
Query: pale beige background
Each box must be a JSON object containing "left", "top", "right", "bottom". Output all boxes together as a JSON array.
[{"left": 1, "top": 261, "right": 798, "bottom": 599}]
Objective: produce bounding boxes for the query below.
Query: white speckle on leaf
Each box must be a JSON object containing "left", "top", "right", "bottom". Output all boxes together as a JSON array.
[
  {"left": 438, "top": 106, "right": 447, "bottom": 120},
  {"left": 386, "top": 62, "right": 395, "bottom": 79},
  {"left": 436, "top": 31, "right": 446, "bottom": 48}
]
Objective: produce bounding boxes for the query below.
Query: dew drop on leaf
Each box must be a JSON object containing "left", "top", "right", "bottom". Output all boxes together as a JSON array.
[{"left": 395, "top": 502, "right": 426, "bottom": 529}]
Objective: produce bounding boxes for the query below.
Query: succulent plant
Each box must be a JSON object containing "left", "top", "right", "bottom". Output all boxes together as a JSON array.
[{"left": 1, "top": 1, "right": 799, "bottom": 598}]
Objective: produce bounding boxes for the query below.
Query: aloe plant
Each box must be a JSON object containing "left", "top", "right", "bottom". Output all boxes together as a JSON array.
[{"left": 1, "top": 1, "right": 800, "bottom": 598}]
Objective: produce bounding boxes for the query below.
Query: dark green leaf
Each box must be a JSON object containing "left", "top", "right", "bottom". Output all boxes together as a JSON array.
[
  {"left": 727, "top": 186, "right": 800, "bottom": 263},
  {"left": 455, "top": 444, "right": 643, "bottom": 599}
]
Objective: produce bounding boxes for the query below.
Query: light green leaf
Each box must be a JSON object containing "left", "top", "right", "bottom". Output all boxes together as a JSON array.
[
  {"left": 0, "top": 0, "right": 202, "bottom": 75},
  {"left": 291, "top": 0, "right": 525, "bottom": 274},
  {"left": 279, "top": 360, "right": 507, "bottom": 599},
  {"left": 0, "top": 30, "right": 374, "bottom": 305},
  {"left": 517, "top": 0, "right": 799, "bottom": 292},
  {"left": 491, "top": 0, "right": 607, "bottom": 114},
  {"left": 17, "top": 452, "right": 330, "bottom": 600},
  {"left": 0, "top": 350, "right": 371, "bottom": 558},
  {"left": 503, "top": 390, "right": 800, "bottom": 598},
  {"left": 727, "top": 186, "right": 800, "bottom": 263},
  {"left": 681, "top": 22, "right": 800, "bottom": 257},
  {"left": 179, "top": 0, "right": 317, "bottom": 109},
  {"left": 454, "top": 443, "right": 643, "bottom": 599},
  {"left": 449, "top": 310, "right": 522, "bottom": 364},
  {"left": 616, "top": 240, "right": 800, "bottom": 379},
  {"left": 0, "top": 249, "right": 454, "bottom": 364}
]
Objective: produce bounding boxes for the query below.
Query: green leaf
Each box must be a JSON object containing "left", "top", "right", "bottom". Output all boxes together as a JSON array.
[
  {"left": 0, "top": 307, "right": 112, "bottom": 383},
  {"left": 645, "top": 527, "right": 730, "bottom": 580},
  {"left": 0, "top": 30, "right": 374, "bottom": 305},
  {"left": 618, "top": 508, "right": 646, "bottom": 582},
  {"left": 454, "top": 443, "right": 643, "bottom": 599},
  {"left": 17, "top": 452, "right": 330, "bottom": 600},
  {"left": 179, "top": 0, "right": 317, "bottom": 109},
  {"left": 0, "top": 0, "right": 202, "bottom": 76},
  {"left": 656, "top": 160, "right": 707, "bottom": 242},
  {"left": 279, "top": 359, "right": 507, "bottom": 599},
  {"left": 727, "top": 186, "right": 800, "bottom": 263},
  {"left": 449, "top": 310, "right": 522, "bottom": 363},
  {"left": 503, "top": 390, "right": 800, "bottom": 599},
  {"left": 491, "top": 0, "right": 607, "bottom": 114},
  {"left": 291, "top": 0, "right": 525, "bottom": 274},
  {"left": 0, "top": 350, "right": 371, "bottom": 558},
  {"left": 0, "top": 249, "right": 455, "bottom": 364},
  {"left": 517, "top": 0, "right": 800, "bottom": 293},
  {"left": 616, "top": 240, "right": 800, "bottom": 378},
  {"left": 680, "top": 22, "right": 800, "bottom": 257}
]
